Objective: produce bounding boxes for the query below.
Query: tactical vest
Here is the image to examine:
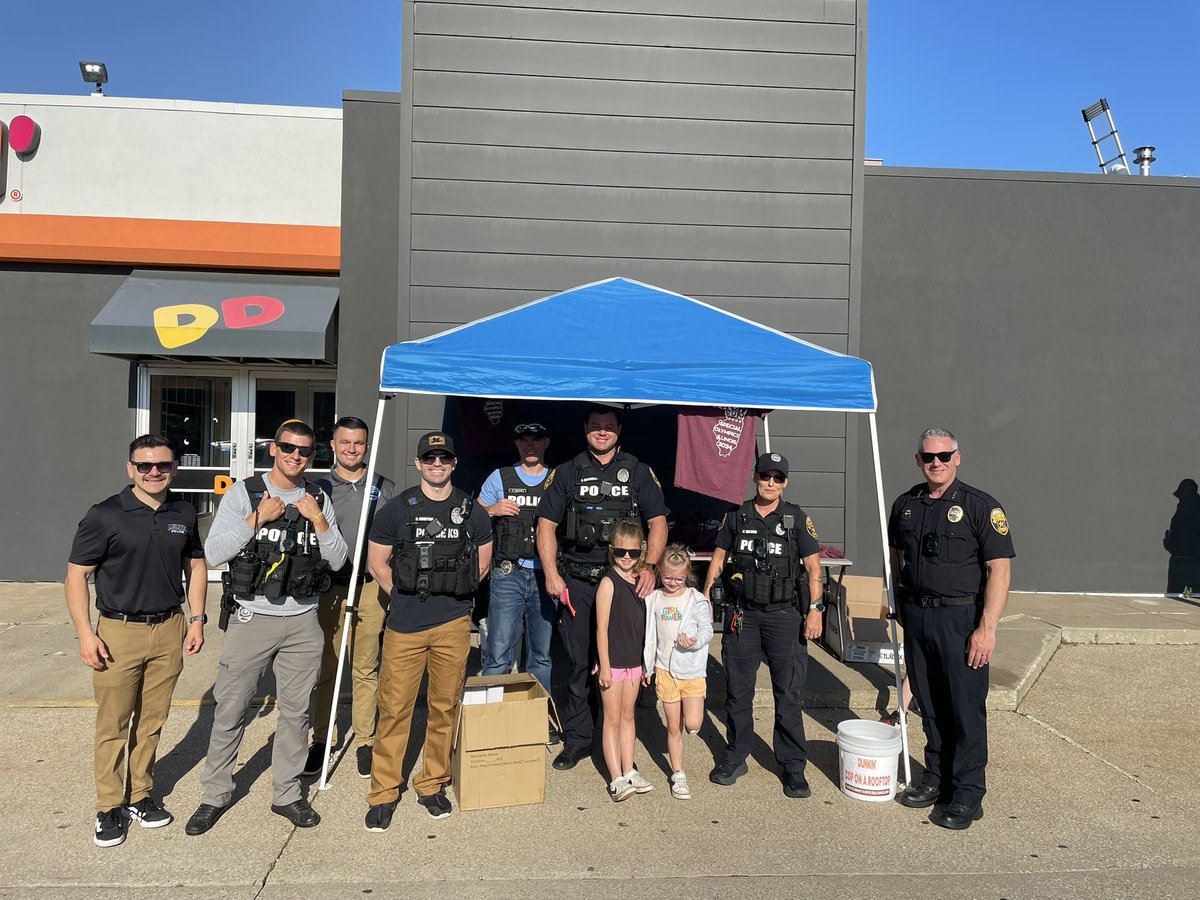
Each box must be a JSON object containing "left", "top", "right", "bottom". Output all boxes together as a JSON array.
[
  {"left": 227, "top": 475, "right": 332, "bottom": 599},
  {"left": 493, "top": 467, "right": 545, "bottom": 562},
  {"left": 563, "top": 451, "right": 641, "bottom": 553},
  {"left": 727, "top": 500, "right": 803, "bottom": 607},
  {"left": 390, "top": 486, "right": 480, "bottom": 598}
]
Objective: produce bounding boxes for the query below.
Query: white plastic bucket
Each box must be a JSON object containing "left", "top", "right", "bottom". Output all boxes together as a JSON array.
[{"left": 836, "top": 719, "right": 902, "bottom": 802}]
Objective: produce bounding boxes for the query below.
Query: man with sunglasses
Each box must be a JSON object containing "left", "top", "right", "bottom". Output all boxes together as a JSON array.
[
  {"left": 889, "top": 428, "right": 1014, "bottom": 830},
  {"left": 478, "top": 424, "right": 558, "bottom": 723},
  {"left": 363, "top": 432, "right": 493, "bottom": 828},
  {"left": 305, "top": 416, "right": 396, "bottom": 781},
  {"left": 537, "top": 405, "right": 669, "bottom": 772},
  {"left": 66, "top": 434, "right": 207, "bottom": 847},
  {"left": 186, "top": 420, "right": 348, "bottom": 835},
  {"left": 702, "top": 452, "right": 824, "bottom": 798}
]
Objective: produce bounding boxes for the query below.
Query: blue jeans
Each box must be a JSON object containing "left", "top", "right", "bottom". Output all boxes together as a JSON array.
[{"left": 482, "top": 566, "right": 556, "bottom": 693}]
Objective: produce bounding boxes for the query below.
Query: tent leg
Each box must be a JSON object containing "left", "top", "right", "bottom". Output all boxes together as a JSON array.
[
  {"left": 762, "top": 412, "right": 771, "bottom": 453},
  {"left": 869, "top": 412, "right": 912, "bottom": 787},
  {"left": 319, "top": 394, "right": 390, "bottom": 791}
]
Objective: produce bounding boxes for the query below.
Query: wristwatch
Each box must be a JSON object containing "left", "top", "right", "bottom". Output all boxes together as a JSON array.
[
  {"left": 811, "top": 602, "right": 826, "bottom": 613},
  {"left": 188, "top": 614, "right": 208, "bottom": 625}
]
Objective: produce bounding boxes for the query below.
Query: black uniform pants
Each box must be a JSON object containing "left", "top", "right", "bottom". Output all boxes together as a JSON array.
[
  {"left": 720, "top": 605, "right": 810, "bottom": 773},
  {"left": 903, "top": 600, "right": 989, "bottom": 805},
  {"left": 558, "top": 574, "right": 600, "bottom": 749}
]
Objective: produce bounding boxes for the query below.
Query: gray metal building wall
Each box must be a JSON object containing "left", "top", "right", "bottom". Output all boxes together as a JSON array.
[
  {"left": 855, "top": 167, "right": 1200, "bottom": 593},
  {"left": 0, "top": 267, "right": 135, "bottom": 580},
  {"left": 349, "top": 0, "right": 869, "bottom": 540}
]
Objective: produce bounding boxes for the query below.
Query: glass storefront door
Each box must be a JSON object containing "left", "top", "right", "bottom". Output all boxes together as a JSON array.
[{"left": 138, "top": 366, "right": 335, "bottom": 554}]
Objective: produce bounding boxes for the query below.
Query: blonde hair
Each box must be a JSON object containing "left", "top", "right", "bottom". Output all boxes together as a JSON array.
[
  {"left": 658, "top": 543, "right": 698, "bottom": 588},
  {"left": 607, "top": 518, "right": 647, "bottom": 572}
]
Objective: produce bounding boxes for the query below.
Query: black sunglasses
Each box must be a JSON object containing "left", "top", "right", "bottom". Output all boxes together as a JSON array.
[
  {"left": 514, "top": 423, "right": 547, "bottom": 437},
  {"left": 758, "top": 473, "right": 786, "bottom": 484},
  {"left": 420, "top": 452, "right": 455, "bottom": 463},
  {"left": 276, "top": 441, "right": 315, "bottom": 458},
  {"left": 612, "top": 547, "right": 642, "bottom": 560},
  {"left": 919, "top": 450, "right": 956, "bottom": 464},
  {"left": 131, "top": 460, "right": 176, "bottom": 474}
]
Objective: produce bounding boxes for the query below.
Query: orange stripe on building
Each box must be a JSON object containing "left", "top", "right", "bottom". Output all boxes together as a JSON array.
[{"left": 0, "top": 214, "right": 340, "bottom": 272}]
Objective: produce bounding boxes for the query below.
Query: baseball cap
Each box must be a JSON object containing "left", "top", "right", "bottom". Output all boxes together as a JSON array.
[
  {"left": 416, "top": 432, "right": 457, "bottom": 458},
  {"left": 755, "top": 452, "right": 789, "bottom": 477}
]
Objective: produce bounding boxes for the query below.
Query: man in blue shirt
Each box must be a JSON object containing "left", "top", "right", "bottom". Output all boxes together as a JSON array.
[{"left": 479, "top": 424, "right": 557, "bottom": 714}]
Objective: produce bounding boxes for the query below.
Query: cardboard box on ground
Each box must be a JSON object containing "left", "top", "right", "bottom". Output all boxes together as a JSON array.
[
  {"left": 452, "top": 673, "right": 560, "bottom": 811},
  {"left": 822, "top": 575, "right": 904, "bottom": 665}
]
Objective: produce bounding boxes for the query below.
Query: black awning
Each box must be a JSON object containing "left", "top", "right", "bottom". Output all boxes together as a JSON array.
[{"left": 90, "top": 270, "right": 338, "bottom": 362}]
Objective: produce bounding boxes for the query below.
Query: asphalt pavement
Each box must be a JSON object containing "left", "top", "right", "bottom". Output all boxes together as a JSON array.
[{"left": 2, "top": 584, "right": 1199, "bottom": 899}]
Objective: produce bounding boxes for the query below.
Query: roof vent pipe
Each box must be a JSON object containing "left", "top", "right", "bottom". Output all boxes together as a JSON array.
[{"left": 1133, "top": 146, "right": 1156, "bottom": 176}]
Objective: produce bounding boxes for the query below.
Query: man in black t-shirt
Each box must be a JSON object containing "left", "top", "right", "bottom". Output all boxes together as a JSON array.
[
  {"left": 65, "top": 434, "right": 207, "bottom": 848},
  {"left": 362, "top": 432, "right": 492, "bottom": 830}
]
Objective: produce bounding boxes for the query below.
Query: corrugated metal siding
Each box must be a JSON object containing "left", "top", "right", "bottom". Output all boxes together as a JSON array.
[{"left": 403, "top": 0, "right": 863, "bottom": 544}]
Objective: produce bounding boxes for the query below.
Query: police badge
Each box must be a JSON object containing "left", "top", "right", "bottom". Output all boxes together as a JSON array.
[
  {"left": 236, "top": 606, "right": 253, "bottom": 624},
  {"left": 617, "top": 468, "right": 630, "bottom": 483},
  {"left": 450, "top": 506, "right": 464, "bottom": 525}
]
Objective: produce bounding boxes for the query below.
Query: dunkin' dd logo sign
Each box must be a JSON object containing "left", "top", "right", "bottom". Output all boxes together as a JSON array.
[{"left": 155, "top": 296, "right": 286, "bottom": 349}]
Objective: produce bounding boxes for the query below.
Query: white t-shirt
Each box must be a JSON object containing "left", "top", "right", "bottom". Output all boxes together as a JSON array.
[{"left": 651, "top": 587, "right": 703, "bottom": 671}]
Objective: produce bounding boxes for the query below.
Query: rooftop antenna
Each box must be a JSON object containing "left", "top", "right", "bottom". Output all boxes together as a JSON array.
[{"left": 1081, "top": 98, "right": 1130, "bottom": 175}]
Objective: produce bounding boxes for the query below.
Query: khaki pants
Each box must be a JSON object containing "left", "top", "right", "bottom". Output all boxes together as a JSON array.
[
  {"left": 92, "top": 612, "right": 185, "bottom": 812},
  {"left": 367, "top": 615, "right": 470, "bottom": 804},
  {"left": 311, "top": 581, "right": 389, "bottom": 748}
]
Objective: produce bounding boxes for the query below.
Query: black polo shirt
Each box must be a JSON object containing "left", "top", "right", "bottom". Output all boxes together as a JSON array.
[
  {"left": 888, "top": 478, "right": 1015, "bottom": 599},
  {"left": 69, "top": 486, "right": 205, "bottom": 615},
  {"left": 538, "top": 449, "right": 670, "bottom": 566}
]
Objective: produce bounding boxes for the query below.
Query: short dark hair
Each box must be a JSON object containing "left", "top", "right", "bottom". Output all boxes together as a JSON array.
[
  {"left": 275, "top": 419, "right": 316, "bottom": 443},
  {"left": 333, "top": 416, "right": 370, "bottom": 436},
  {"left": 584, "top": 405, "right": 621, "bottom": 426},
  {"left": 129, "top": 434, "right": 177, "bottom": 460}
]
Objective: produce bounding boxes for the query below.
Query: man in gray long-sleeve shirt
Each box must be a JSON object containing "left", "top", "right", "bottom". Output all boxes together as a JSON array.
[{"left": 185, "top": 420, "right": 348, "bottom": 836}]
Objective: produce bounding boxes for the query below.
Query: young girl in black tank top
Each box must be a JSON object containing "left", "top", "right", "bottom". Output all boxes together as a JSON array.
[{"left": 595, "top": 518, "right": 650, "bottom": 801}]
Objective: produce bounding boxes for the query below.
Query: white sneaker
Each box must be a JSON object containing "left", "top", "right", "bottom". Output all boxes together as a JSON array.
[
  {"left": 609, "top": 776, "right": 635, "bottom": 802},
  {"left": 625, "top": 767, "right": 654, "bottom": 794},
  {"left": 671, "top": 771, "right": 692, "bottom": 800}
]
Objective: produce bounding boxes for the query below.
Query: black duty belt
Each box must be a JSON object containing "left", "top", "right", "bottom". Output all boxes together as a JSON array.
[
  {"left": 561, "top": 559, "right": 605, "bottom": 585},
  {"left": 98, "top": 608, "right": 180, "bottom": 624},
  {"left": 908, "top": 594, "right": 978, "bottom": 608},
  {"left": 743, "top": 601, "right": 796, "bottom": 613}
]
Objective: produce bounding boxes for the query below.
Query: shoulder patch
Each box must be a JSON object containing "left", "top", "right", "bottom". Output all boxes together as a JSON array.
[
  {"left": 806, "top": 516, "right": 819, "bottom": 540},
  {"left": 648, "top": 466, "right": 661, "bottom": 488},
  {"left": 544, "top": 469, "right": 555, "bottom": 488},
  {"left": 990, "top": 507, "right": 1009, "bottom": 536}
]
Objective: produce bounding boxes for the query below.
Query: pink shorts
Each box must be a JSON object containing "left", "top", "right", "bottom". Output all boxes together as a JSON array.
[{"left": 592, "top": 664, "right": 644, "bottom": 682}]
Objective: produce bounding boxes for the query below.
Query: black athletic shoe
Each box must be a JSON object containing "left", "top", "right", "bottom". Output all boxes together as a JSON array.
[
  {"left": 709, "top": 759, "right": 748, "bottom": 786},
  {"left": 356, "top": 745, "right": 373, "bottom": 779},
  {"left": 271, "top": 799, "right": 320, "bottom": 828},
  {"left": 365, "top": 800, "right": 397, "bottom": 832},
  {"left": 184, "top": 803, "right": 227, "bottom": 836},
  {"left": 125, "top": 796, "right": 173, "bottom": 828},
  {"left": 417, "top": 789, "right": 452, "bottom": 819},
  {"left": 93, "top": 808, "right": 127, "bottom": 847}
]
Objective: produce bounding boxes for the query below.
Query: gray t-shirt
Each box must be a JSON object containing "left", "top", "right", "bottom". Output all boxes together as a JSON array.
[
  {"left": 313, "top": 468, "right": 396, "bottom": 573},
  {"left": 206, "top": 474, "right": 349, "bottom": 616}
]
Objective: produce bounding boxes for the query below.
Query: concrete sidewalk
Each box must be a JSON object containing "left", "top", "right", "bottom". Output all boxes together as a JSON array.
[{"left": 3, "top": 585, "right": 1200, "bottom": 898}]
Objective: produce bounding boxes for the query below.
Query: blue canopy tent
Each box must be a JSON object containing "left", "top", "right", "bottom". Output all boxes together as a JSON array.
[{"left": 320, "top": 278, "right": 911, "bottom": 787}]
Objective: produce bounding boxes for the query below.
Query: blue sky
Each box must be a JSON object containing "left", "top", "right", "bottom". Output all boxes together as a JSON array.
[{"left": 4, "top": 1, "right": 1197, "bottom": 176}]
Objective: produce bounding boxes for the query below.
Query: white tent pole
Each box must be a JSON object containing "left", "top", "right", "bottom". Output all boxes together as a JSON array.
[
  {"left": 869, "top": 411, "right": 911, "bottom": 786},
  {"left": 762, "top": 412, "right": 771, "bottom": 453},
  {"left": 319, "top": 393, "right": 389, "bottom": 790}
]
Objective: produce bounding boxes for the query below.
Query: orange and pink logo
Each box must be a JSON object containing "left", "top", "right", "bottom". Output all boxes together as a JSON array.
[{"left": 154, "top": 296, "right": 286, "bottom": 349}]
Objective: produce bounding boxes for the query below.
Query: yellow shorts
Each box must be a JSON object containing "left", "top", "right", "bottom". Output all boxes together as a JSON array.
[{"left": 655, "top": 667, "right": 706, "bottom": 703}]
